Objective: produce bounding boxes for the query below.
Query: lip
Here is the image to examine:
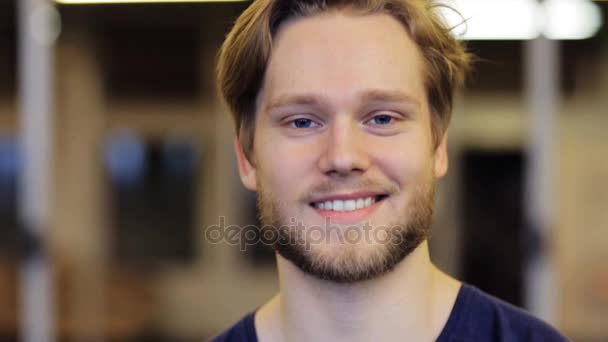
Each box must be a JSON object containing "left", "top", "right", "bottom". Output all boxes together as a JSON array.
[{"left": 310, "top": 195, "right": 387, "bottom": 225}]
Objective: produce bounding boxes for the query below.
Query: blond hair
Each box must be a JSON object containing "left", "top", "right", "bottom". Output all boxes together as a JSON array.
[{"left": 217, "top": 0, "right": 471, "bottom": 161}]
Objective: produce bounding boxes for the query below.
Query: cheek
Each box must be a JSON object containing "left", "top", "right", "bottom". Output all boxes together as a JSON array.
[
  {"left": 369, "top": 135, "right": 433, "bottom": 186},
  {"left": 255, "top": 134, "right": 318, "bottom": 197}
]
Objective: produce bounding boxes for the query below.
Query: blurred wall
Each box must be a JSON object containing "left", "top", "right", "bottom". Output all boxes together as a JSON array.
[{"left": 0, "top": 2, "right": 606, "bottom": 341}]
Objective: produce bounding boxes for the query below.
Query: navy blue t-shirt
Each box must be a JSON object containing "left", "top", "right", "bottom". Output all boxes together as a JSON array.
[{"left": 210, "top": 283, "right": 569, "bottom": 341}]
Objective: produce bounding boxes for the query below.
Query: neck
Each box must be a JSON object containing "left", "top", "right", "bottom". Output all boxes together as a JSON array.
[{"left": 256, "top": 242, "right": 461, "bottom": 342}]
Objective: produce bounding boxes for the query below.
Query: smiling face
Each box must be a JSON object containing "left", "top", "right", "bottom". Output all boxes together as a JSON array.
[{"left": 235, "top": 10, "right": 449, "bottom": 283}]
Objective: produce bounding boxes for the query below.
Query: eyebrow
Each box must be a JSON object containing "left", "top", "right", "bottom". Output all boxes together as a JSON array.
[
  {"left": 264, "top": 89, "right": 421, "bottom": 113},
  {"left": 360, "top": 89, "right": 421, "bottom": 108}
]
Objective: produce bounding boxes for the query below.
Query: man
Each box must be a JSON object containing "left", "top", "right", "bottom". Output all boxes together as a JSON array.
[{"left": 212, "top": 0, "right": 569, "bottom": 341}]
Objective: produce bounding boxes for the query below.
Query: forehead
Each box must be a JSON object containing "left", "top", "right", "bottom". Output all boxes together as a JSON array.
[{"left": 261, "top": 11, "right": 427, "bottom": 107}]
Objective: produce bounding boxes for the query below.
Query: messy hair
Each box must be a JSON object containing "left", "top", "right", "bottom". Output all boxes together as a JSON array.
[{"left": 217, "top": 0, "right": 471, "bottom": 161}]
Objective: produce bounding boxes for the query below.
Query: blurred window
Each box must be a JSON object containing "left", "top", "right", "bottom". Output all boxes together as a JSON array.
[
  {"left": 104, "top": 132, "right": 199, "bottom": 265},
  {"left": 0, "top": 136, "right": 18, "bottom": 257}
]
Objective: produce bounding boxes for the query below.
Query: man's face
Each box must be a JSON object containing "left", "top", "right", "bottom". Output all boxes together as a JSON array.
[{"left": 235, "top": 11, "right": 448, "bottom": 283}]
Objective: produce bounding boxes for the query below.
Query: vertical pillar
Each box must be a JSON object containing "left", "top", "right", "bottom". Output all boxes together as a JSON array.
[
  {"left": 524, "top": 34, "right": 559, "bottom": 325},
  {"left": 17, "top": 0, "right": 57, "bottom": 341},
  {"left": 54, "top": 34, "right": 106, "bottom": 341}
]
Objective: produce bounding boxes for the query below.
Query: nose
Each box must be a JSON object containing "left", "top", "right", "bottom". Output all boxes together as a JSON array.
[{"left": 317, "top": 116, "right": 370, "bottom": 178}]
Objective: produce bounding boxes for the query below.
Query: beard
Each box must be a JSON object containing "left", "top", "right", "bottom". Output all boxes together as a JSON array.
[{"left": 256, "top": 176, "right": 435, "bottom": 284}]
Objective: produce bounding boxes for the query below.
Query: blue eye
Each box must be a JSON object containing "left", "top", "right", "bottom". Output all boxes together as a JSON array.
[
  {"left": 369, "top": 114, "right": 394, "bottom": 125},
  {"left": 291, "top": 118, "right": 317, "bottom": 129}
]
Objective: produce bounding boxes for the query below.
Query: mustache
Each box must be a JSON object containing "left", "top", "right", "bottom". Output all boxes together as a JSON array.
[{"left": 302, "top": 178, "right": 400, "bottom": 202}]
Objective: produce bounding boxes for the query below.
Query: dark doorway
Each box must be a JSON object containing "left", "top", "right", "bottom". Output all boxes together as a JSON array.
[{"left": 461, "top": 149, "right": 525, "bottom": 307}]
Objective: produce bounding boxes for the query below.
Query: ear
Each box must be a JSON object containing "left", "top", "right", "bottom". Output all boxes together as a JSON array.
[
  {"left": 234, "top": 135, "right": 258, "bottom": 191},
  {"left": 433, "top": 131, "right": 449, "bottom": 179}
]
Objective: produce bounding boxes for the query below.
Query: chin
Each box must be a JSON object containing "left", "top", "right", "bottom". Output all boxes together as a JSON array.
[{"left": 276, "top": 234, "right": 410, "bottom": 284}]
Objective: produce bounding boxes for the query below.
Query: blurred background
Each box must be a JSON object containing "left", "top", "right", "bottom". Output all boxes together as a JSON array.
[{"left": 0, "top": 0, "right": 607, "bottom": 341}]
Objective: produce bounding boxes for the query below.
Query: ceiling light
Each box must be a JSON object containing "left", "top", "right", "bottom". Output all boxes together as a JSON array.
[
  {"left": 438, "top": 0, "right": 603, "bottom": 40},
  {"left": 55, "top": 0, "right": 246, "bottom": 4}
]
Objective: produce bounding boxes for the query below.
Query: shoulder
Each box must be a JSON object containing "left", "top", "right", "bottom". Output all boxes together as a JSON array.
[
  {"left": 439, "top": 284, "right": 570, "bottom": 342},
  {"left": 208, "top": 311, "right": 258, "bottom": 342}
]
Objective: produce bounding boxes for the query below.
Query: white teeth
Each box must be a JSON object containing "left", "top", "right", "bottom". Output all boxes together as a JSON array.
[
  {"left": 333, "top": 200, "right": 344, "bottom": 211},
  {"left": 344, "top": 200, "right": 356, "bottom": 211},
  {"left": 314, "top": 196, "right": 379, "bottom": 212}
]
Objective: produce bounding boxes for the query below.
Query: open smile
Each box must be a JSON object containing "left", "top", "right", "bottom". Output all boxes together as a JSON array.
[{"left": 309, "top": 194, "right": 389, "bottom": 224}]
